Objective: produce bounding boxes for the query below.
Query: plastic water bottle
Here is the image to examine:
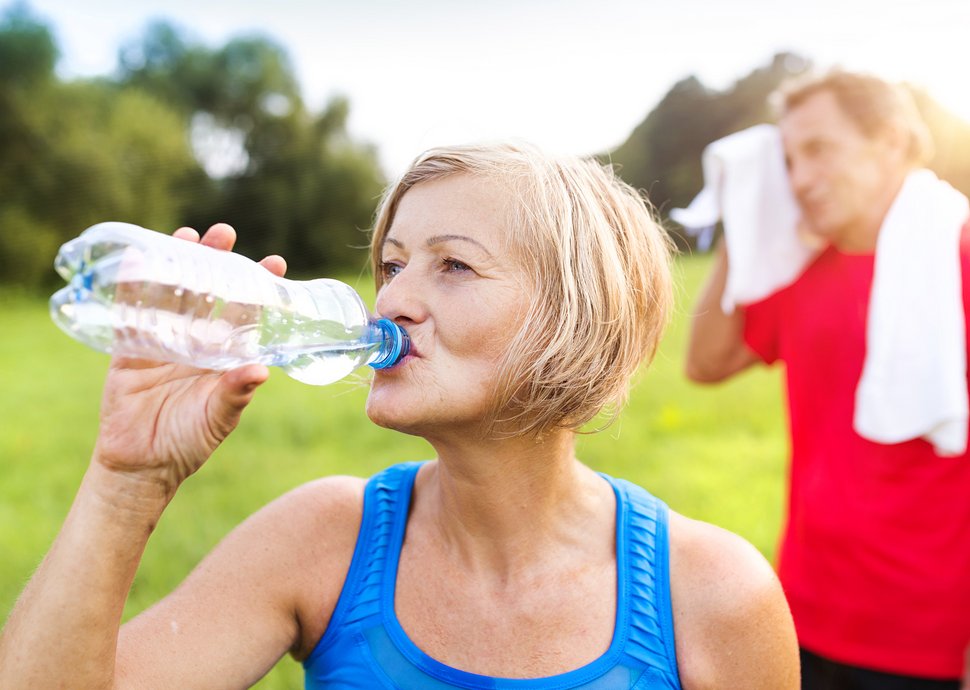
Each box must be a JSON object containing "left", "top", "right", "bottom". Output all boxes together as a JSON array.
[{"left": 49, "top": 222, "right": 409, "bottom": 385}]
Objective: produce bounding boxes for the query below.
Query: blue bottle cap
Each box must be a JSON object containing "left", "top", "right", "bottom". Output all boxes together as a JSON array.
[{"left": 369, "top": 318, "right": 410, "bottom": 369}]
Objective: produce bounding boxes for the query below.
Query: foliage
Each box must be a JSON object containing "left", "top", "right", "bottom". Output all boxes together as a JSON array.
[
  {"left": 0, "top": 9, "right": 385, "bottom": 292},
  {"left": 0, "top": 0, "right": 55, "bottom": 86},
  {"left": 606, "top": 53, "right": 812, "bottom": 249},
  {"left": 0, "top": 8, "right": 200, "bottom": 289},
  {"left": 115, "top": 20, "right": 386, "bottom": 276}
]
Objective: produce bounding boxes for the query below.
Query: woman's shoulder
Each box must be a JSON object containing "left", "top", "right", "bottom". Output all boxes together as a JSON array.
[
  {"left": 281, "top": 473, "right": 368, "bottom": 518},
  {"left": 271, "top": 461, "right": 424, "bottom": 542},
  {"left": 667, "top": 511, "right": 779, "bottom": 604},
  {"left": 666, "top": 511, "right": 799, "bottom": 689},
  {"left": 244, "top": 473, "right": 368, "bottom": 548},
  {"left": 239, "top": 474, "right": 368, "bottom": 659}
]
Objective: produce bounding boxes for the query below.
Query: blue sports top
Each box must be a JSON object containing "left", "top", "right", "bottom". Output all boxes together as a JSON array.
[{"left": 303, "top": 462, "right": 682, "bottom": 689}]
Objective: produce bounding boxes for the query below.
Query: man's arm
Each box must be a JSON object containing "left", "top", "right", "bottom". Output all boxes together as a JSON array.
[{"left": 684, "top": 240, "right": 760, "bottom": 383}]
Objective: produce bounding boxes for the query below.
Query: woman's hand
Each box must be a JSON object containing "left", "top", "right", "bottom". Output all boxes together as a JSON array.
[{"left": 92, "top": 223, "right": 287, "bottom": 501}]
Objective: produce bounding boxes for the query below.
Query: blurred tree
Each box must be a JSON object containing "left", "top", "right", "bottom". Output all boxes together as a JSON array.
[
  {"left": 0, "top": 0, "right": 55, "bottom": 86},
  {"left": 0, "top": 5, "right": 198, "bottom": 289},
  {"left": 0, "top": 2, "right": 57, "bottom": 287},
  {"left": 606, "top": 53, "right": 811, "bottom": 250},
  {"left": 117, "top": 21, "right": 385, "bottom": 275}
]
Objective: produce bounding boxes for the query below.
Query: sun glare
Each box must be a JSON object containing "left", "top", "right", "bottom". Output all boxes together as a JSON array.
[{"left": 924, "top": 76, "right": 970, "bottom": 124}]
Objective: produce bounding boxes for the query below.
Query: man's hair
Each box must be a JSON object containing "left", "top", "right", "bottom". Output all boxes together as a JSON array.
[
  {"left": 369, "top": 142, "right": 674, "bottom": 438},
  {"left": 773, "top": 70, "right": 934, "bottom": 165}
]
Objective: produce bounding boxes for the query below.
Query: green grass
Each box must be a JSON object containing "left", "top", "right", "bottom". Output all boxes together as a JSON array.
[{"left": 0, "top": 255, "right": 787, "bottom": 688}]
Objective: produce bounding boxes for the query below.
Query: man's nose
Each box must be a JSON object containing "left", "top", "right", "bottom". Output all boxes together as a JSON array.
[{"left": 786, "top": 157, "right": 814, "bottom": 197}]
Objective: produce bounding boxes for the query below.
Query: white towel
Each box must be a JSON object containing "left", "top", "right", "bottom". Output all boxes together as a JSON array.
[
  {"left": 672, "top": 126, "right": 969, "bottom": 457},
  {"left": 669, "top": 124, "right": 816, "bottom": 313},
  {"left": 855, "top": 169, "right": 969, "bottom": 456}
]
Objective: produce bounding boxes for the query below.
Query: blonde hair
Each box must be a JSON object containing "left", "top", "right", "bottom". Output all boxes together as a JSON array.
[
  {"left": 773, "top": 69, "right": 934, "bottom": 166},
  {"left": 370, "top": 142, "right": 674, "bottom": 438}
]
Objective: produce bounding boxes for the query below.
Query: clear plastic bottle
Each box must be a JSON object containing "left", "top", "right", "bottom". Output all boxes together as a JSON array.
[{"left": 49, "top": 222, "right": 409, "bottom": 385}]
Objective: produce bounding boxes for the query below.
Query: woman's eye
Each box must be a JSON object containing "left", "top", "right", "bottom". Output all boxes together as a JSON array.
[
  {"left": 381, "top": 262, "right": 403, "bottom": 280},
  {"left": 443, "top": 258, "right": 471, "bottom": 273}
]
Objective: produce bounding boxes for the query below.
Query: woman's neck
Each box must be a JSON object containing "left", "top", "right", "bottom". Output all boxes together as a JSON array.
[{"left": 413, "top": 431, "right": 612, "bottom": 578}]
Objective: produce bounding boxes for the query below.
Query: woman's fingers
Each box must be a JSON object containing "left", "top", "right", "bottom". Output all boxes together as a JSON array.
[
  {"left": 207, "top": 364, "right": 271, "bottom": 440},
  {"left": 173, "top": 222, "right": 287, "bottom": 276},
  {"left": 199, "top": 223, "right": 236, "bottom": 251},
  {"left": 172, "top": 223, "right": 236, "bottom": 251},
  {"left": 259, "top": 255, "right": 287, "bottom": 278},
  {"left": 173, "top": 226, "right": 201, "bottom": 242}
]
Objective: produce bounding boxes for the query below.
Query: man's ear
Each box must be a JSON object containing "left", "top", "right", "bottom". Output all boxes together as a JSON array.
[{"left": 875, "top": 119, "right": 911, "bottom": 167}]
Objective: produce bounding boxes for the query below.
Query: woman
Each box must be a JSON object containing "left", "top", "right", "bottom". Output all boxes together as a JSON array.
[{"left": 0, "top": 143, "right": 798, "bottom": 689}]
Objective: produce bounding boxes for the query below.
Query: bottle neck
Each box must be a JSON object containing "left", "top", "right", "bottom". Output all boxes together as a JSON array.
[{"left": 368, "top": 318, "right": 410, "bottom": 369}]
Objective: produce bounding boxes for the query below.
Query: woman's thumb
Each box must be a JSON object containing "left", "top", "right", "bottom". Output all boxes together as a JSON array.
[{"left": 207, "top": 365, "right": 270, "bottom": 440}]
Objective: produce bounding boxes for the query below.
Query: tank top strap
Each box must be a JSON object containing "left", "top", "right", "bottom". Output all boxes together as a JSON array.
[
  {"left": 603, "top": 475, "right": 681, "bottom": 686},
  {"left": 311, "top": 461, "right": 422, "bottom": 654}
]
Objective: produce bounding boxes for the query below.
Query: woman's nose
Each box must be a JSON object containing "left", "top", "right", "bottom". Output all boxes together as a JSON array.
[{"left": 374, "top": 265, "right": 428, "bottom": 325}]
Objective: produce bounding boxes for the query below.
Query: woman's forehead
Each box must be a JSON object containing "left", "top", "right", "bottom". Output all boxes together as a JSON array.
[{"left": 385, "top": 175, "right": 517, "bottom": 250}]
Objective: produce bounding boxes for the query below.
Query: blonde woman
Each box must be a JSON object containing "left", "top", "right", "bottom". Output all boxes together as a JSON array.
[{"left": 0, "top": 143, "right": 798, "bottom": 689}]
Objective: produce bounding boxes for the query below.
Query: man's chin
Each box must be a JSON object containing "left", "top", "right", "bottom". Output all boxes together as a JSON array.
[
  {"left": 796, "top": 216, "right": 834, "bottom": 249},
  {"left": 797, "top": 226, "right": 829, "bottom": 250}
]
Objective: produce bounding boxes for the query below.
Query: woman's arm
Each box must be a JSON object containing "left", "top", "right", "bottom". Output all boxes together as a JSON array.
[
  {"left": 0, "top": 461, "right": 173, "bottom": 688},
  {"left": 669, "top": 512, "right": 800, "bottom": 690},
  {"left": 115, "top": 475, "right": 364, "bottom": 689},
  {"left": 0, "top": 468, "right": 363, "bottom": 690}
]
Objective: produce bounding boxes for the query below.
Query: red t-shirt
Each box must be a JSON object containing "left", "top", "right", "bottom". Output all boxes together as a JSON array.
[{"left": 742, "top": 220, "right": 970, "bottom": 679}]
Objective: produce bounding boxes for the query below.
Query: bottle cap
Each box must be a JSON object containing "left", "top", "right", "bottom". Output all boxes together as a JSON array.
[{"left": 369, "top": 318, "right": 410, "bottom": 369}]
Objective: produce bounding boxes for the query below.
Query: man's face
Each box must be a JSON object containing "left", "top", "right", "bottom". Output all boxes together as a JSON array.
[{"left": 780, "top": 90, "right": 901, "bottom": 248}]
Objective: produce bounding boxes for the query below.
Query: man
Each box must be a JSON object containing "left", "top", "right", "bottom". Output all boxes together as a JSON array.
[{"left": 685, "top": 70, "right": 970, "bottom": 689}]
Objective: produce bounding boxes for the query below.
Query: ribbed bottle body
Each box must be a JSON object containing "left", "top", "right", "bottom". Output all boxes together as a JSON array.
[{"left": 50, "top": 223, "right": 407, "bottom": 385}]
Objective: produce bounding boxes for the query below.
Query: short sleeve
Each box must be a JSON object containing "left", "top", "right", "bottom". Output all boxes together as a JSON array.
[{"left": 742, "top": 291, "right": 784, "bottom": 364}]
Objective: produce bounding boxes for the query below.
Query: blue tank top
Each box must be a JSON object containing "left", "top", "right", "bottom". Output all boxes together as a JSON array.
[{"left": 303, "top": 462, "right": 682, "bottom": 689}]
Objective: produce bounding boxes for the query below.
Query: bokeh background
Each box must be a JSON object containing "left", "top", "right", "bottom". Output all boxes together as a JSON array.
[{"left": 2, "top": 0, "right": 969, "bottom": 687}]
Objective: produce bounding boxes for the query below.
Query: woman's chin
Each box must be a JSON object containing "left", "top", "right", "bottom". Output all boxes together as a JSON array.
[{"left": 365, "top": 394, "right": 419, "bottom": 433}]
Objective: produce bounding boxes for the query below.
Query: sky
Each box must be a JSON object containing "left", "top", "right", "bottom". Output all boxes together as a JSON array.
[{"left": 14, "top": 0, "right": 970, "bottom": 178}]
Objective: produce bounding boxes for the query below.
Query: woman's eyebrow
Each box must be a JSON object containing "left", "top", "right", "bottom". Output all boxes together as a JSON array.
[{"left": 426, "top": 234, "right": 493, "bottom": 256}]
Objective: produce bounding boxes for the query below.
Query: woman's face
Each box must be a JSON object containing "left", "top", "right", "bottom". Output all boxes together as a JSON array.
[{"left": 366, "top": 174, "right": 532, "bottom": 438}]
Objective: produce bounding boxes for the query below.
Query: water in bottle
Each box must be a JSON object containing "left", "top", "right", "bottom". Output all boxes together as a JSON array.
[{"left": 49, "top": 222, "right": 409, "bottom": 385}]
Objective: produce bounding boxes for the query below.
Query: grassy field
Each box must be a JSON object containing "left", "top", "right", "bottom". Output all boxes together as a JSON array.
[{"left": 0, "top": 255, "right": 788, "bottom": 688}]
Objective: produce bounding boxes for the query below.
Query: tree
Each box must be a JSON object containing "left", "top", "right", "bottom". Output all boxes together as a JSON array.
[
  {"left": 116, "top": 21, "right": 386, "bottom": 275},
  {"left": 605, "top": 53, "right": 810, "bottom": 249},
  {"left": 0, "top": 0, "right": 55, "bottom": 87},
  {"left": 0, "top": 7, "right": 200, "bottom": 289}
]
